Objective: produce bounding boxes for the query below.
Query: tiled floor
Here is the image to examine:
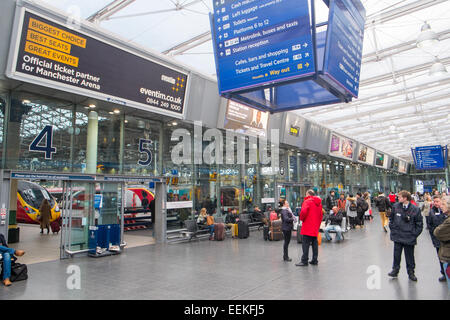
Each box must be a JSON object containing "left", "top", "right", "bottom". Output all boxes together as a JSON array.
[{"left": 1, "top": 211, "right": 449, "bottom": 300}]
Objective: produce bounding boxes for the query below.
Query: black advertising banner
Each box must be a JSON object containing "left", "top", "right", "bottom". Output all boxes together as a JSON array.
[{"left": 10, "top": 10, "right": 188, "bottom": 116}]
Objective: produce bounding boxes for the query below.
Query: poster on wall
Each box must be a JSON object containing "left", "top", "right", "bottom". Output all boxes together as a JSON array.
[
  {"left": 357, "top": 144, "right": 375, "bottom": 165},
  {"left": 223, "top": 100, "right": 269, "bottom": 137},
  {"left": 7, "top": 9, "right": 188, "bottom": 118},
  {"left": 329, "top": 133, "right": 354, "bottom": 160}
]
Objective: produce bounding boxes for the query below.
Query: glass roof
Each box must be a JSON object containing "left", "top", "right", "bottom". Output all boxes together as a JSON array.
[{"left": 38, "top": 0, "right": 450, "bottom": 162}]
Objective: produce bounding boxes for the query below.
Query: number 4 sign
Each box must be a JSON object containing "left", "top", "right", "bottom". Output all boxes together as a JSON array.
[{"left": 29, "top": 125, "right": 57, "bottom": 159}]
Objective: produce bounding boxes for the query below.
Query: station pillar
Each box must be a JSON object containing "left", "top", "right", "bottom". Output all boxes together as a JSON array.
[{"left": 86, "top": 111, "right": 98, "bottom": 174}]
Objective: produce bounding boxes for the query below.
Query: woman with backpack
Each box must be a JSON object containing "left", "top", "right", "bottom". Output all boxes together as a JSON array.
[{"left": 346, "top": 194, "right": 358, "bottom": 229}]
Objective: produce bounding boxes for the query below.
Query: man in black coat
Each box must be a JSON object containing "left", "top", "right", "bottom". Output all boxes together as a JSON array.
[
  {"left": 388, "top": 190, "right": 423, "bottom": 281},
  {"left": 427, "top": 196, "right": 448, "bottom": 282},
  {"left": 375, "top": 193, "right": 392, "bottom": 232},
  {"left": 356, "top": 193, "right": 368, "bottom": 228},
  {"left": 323, "top": 207, "right": 343, "bottom": 242},
  {"left": 326, "top": 191, "right": 337, "bottom": 214}
]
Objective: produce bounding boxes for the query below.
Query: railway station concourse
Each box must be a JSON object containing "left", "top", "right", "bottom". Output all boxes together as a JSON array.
[{"left": 0, "top": 0, "right": 449, "bottom": 304}]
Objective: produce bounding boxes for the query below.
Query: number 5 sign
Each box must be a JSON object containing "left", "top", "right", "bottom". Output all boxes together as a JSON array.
[
  {"left": 138, "top": 139, "right": 153, "bottom": 166},
  {"left": 29, "top": 125, "right": 57, "bottom": 159}
]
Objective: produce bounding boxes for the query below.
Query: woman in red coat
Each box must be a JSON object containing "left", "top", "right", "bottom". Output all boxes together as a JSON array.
[{"left": 296, "top": 190, "right": 324, "bottom": 267}]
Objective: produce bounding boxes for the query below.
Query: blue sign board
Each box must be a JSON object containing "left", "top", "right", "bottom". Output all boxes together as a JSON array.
[
  {"left": 323, "top": 0, "right": 366, "bottom": 98},
  {"left": 412, "top": 145, "right": 448, "bottom": 170},
  {"left": 94, "top": 195, "right": 103, "bottom": 210},
  {"left": 211, "top": 0, "right": 315, "bottom": 94}
]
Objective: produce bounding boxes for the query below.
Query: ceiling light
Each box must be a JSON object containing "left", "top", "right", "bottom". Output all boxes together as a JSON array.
[
  {"left": 429, "top": 58, "right": 448, "bottom": 77},
  {"left": 172, "top": 122, "right": 178, "bottom": 126},
  {"left": 89, "top": 104, "right": 96, "bottom": 109},
  {"left": 22, "top": 100, "right": 31, "bottom": 104},
  {"left": 417, "top": 22, "right": 439, "bottom": 49},
  {"left": 113, "top": 109, "right": 120, "bottom": 114}
]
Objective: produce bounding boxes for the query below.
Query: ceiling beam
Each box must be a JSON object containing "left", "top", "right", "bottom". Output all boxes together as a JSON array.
[
  {"left": 162, "top": 31, "right": 211, "bottom": 56},
  {"left": 87, "top": 0, "right": 136, "bottom": 23}
]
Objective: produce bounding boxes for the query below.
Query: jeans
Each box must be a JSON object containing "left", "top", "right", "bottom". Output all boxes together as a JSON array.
[
  {"left": 324, "top": 225, "right": 342, "bottom": 241},
  {"left": 444, "top": 263, "right": 450, "bottom": 291},
  {"left": 282, "top": 230, "right": 291, "bottom": 259},
  {"left": 205, "top": 225, "right": 215, "bottom": 237},
  {"left": 393, "top": 242, "right": 415, "bottom": 273},
  {"left": 0, "top": 246, "right": 16, "bottom": 280},
  {"left": 301, "top": 235, "right": 318, "bottom": 264}
]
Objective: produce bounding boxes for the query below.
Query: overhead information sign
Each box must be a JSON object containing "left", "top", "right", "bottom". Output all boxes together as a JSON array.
[
  {"left": 8, "top": 10, "right": 188, "bottom": 117},
  {"left": 211, "top": 0, "right": 315, "bottom": 93},
  {"left": 323, "top": 0, "right": 365, "bottom": 98},
  {"left": 412, "top": 145, "right": 448, "bottom": 170}
]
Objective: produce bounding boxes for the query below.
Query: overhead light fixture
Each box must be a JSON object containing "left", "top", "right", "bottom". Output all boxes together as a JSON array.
[
  {"left": 172, "top": 122, "right": 178, "bottom": 126},
  {"left": 429, "top": 57, "right": 448, "bottom": 77},
  {"left": 417, "top": 22, "right": 439, "bottom": 49},
  {"left": 113, "top": 109, "right": 120, "bottom": 114},
  {"left": 89, "top": 104, "right": 96, "bottom": 109},
  {"left": 22, "top": 100, "right": 31, "bottom": 104}
]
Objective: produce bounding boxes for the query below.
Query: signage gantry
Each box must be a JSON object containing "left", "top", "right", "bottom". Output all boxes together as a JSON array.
[{"left": 211, "top": 0, "right": 366, "bottom": 113}]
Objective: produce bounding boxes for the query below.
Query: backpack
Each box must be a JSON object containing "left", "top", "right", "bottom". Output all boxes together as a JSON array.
[
  {"left": 349, "top": 201, "right": 357, "bottom": 211},
  {"left": 361, "top": 200, "right": 369, "bottom": 212}
]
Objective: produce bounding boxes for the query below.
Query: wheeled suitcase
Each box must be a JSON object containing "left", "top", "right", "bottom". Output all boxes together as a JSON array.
[
  {"left": 263, "top": 225, "right": 269, "bottom": 241},
  {"left": 238, "top": 220, "right": 249, "bottom": 239},
  {"left": 214, "top": 223, "right": 226, "bottom": 241},
  {"left": 269, "top": 220, "right": 283, "bottom": 241},
  {"left": 50, "top": 220, "right": 61, "bottom": 234}
]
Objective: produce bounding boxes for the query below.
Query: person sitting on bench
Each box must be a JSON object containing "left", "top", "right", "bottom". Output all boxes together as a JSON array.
[
  {"left": 0, "top": 234, "right": 25, "bottom": 287},
  {"left": 324, "top": 207, "right": 344, "bottom": 242}
]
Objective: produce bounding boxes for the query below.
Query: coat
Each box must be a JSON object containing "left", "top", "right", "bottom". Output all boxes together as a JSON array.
[
  {"left": 427, "top": 207, "right": 448, "bottom": 248},
  {"left": 300, "top": 196, "right": 323, "bottom": 237},
  {"left": 433, "top": 215, "right": 450, "bottom": 263},
  {"left": 327, "top": 210, "right": 343, "bottom": 226},
  {"left": 38, "top": 200, "right": 52, "bottom": 229},
  {"left": 280, "top": 208, "right": 294, "bottom": 232},
  {"left": 375, "top": 195, "right": 391, "bottom": 212},
  {"left": 389, "top": 202, "right": 423, "bottom": 246},
  {"left": 346, "top": 197, "right": 357, "bottom": 218}
]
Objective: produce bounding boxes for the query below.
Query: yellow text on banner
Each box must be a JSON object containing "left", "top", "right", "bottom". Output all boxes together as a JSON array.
[
  {"left": 26, "top": 29, "right": 72, "bottom": 54},
  {"left": 24, "top": 41, "right": 79, "bottom": 67},
  {"left": 28, "top": 17, "right": 86, "bottom": 48}
]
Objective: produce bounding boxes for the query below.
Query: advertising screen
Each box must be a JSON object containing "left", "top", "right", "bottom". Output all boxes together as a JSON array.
[
  {"left": 375, "top": 152, "right": 385, "bottom": 168},
  {"left": 357, "top": 144, "right": 375, "bottom": 165},
  {"left": 224, "top": 100, "right": 269, "bottom": 137},
  {"left": 329, "top": 133, "right": 354, "bottom": 160},
  {"left": 399, "top": 160, "right": 407, "bottom": 174},
  {"left": 8, "top": 10, "right": 188, "bottom": 117}
]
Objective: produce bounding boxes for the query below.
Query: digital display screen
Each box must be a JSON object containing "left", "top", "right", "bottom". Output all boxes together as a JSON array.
[{"left": 224, "top": 100, "right": 269, "bottom": 137}]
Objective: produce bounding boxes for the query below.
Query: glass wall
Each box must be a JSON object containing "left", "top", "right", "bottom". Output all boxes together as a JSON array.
[{"left": 0, "top": 91, "right": 6, "bottom": 168}]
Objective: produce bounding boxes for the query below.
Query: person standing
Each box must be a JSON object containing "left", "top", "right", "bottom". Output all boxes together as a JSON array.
[
  {"left": 280, "top": 200, "right": 294, "bottom": 262},
  {"left": 427, "top": 196, "right": 448, "bottom": 282},
  {"left": 433, "top": 198, "right": 450, "bottom": 290},
  {"left": 375, "top": 192, "right": 392, "bottom": 232},
  {"left": 326, "top": 191, "right": 337, "bottom": 214},
  {"left": 337, "top": 193, "right": 346, "bottom": 211},
  {"left": 346, "top": 194, "right": 358, "bottom": 229},
  {"left": 363, "top": 192, "right": 372, "bottom": 221},
  {"left": 388, "top": 190, "right": 423, "bottom": 281},
  {"left": 296, "top": 190, "right": 323, "bottom": 267},
  {"left": 356, "top": 193, "right": 368, "bottom": 228},
  {"left": 38, "top": 198, "right": 52, "bottom": 234},
  {"left": 389, "top": 191, "right": 397, "bottom": 205}
]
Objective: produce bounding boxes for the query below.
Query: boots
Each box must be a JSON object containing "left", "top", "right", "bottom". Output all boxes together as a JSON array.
[
  {"left": 388, "top": 269, "right": 399, "bottom": 278},
  {"left": 408, "top": 271, "right": 417, "bottom": 281}
]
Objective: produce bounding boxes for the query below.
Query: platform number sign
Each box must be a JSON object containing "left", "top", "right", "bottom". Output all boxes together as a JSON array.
[
  {"left": 138, "top": 139, "right": 153, "bottom": 166},
  {"left": 29, "top": 125, "right": 57, "bottom": 159}
]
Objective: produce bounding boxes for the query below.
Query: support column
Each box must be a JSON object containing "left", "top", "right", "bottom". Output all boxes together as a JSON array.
[
  {"left": 0, "top": 171, "right": 10, "bottom": 242},
  {"left": 154, "top": 181, "right": 167, "bottom": 244},
  {"left": 86, "top": 111, "right": 98, "bottom": 174}
]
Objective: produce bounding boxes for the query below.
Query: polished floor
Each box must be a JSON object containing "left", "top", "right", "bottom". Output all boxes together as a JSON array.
[{"left": 1, "top": 211, "right": 449, "bottom": 300}]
